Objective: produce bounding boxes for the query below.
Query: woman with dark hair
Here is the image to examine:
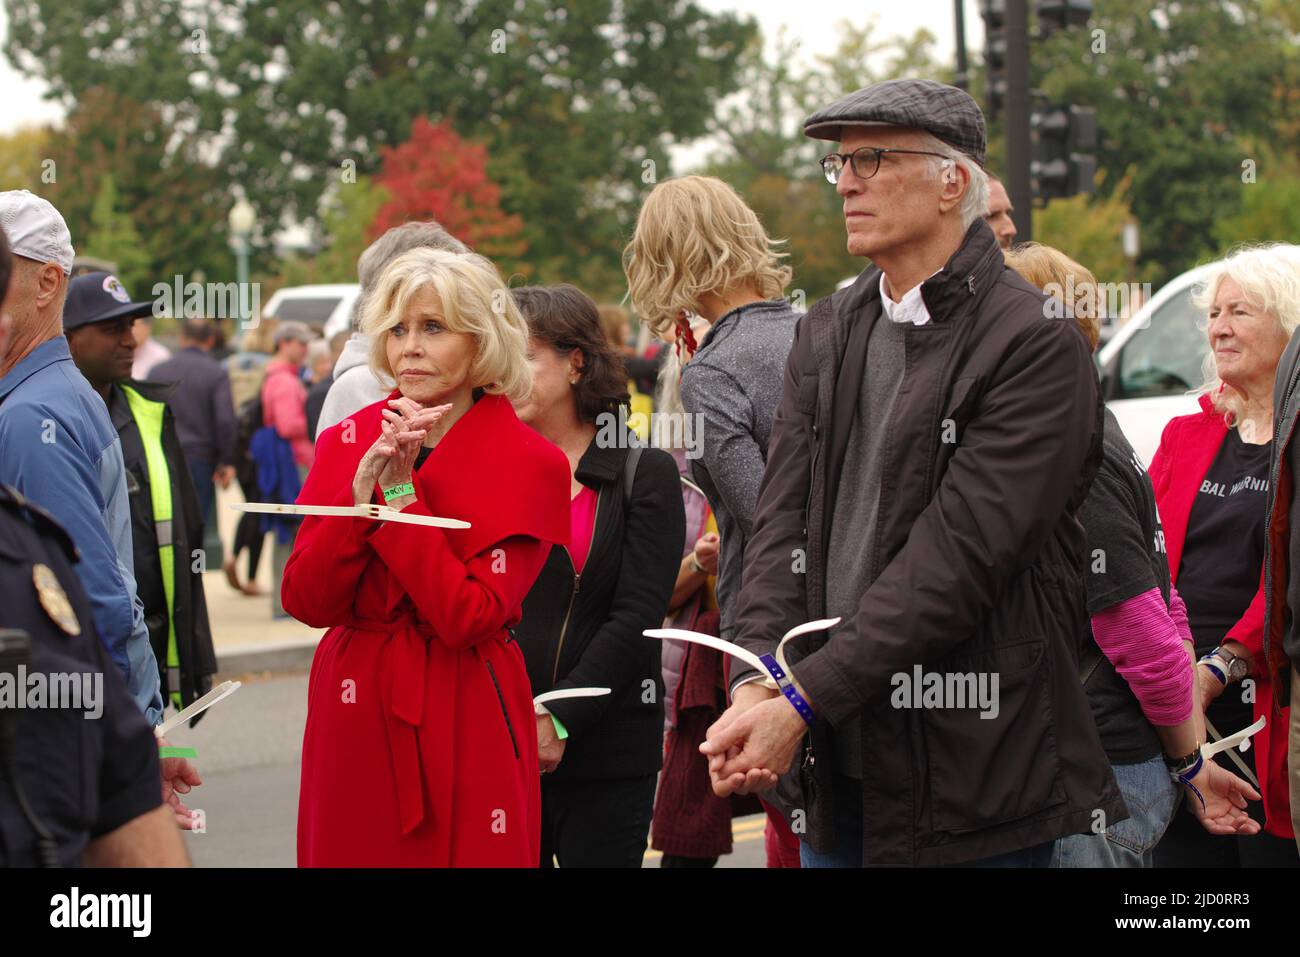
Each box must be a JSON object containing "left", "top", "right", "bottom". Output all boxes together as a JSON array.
[{"left": 511, "top": 284, "right": 686, "bottom": 867}]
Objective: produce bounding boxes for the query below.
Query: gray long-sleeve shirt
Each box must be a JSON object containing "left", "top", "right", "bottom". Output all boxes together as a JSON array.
[{"left": 679, "top": 299, "right": 799, "bottom": 640}]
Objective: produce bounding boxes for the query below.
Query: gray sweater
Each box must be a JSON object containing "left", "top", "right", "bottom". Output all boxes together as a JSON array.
[{"left": 679, "top": 299, "right": 799, "bottom": 640}]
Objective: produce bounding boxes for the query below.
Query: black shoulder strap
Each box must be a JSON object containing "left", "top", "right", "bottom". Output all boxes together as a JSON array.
[
  {"left": 1079, "top": 645, "right": 1104, "bottom": 686},
  {"left": 623, "top": 443, "right": 643, "bottom": 504}
]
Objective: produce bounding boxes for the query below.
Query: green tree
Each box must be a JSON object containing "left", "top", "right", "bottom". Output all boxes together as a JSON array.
[
  {"left": 1213, "top": 148, "right": 1300, "bottom": 252},
  {"left": 315, "top": 176, "right": 392, "bottom": 284},
  {"left": 1032, "top": 170, "right": 1159, "bottom": 286},
  {"left": 274, "top": 175, "right": 393, "bottom": 288},
  {"left": 42, "top": 87, "right": 231, "bottom": 288},
  {"left": 700, "top": 19, "right": 949, "bottom": 303},
  {"left": 1032, "top": 0, "right": 1296, "bottom": 283},
  {"left": 6, "top": 0, "right": 756, "bottom": 300},
  {"left": 81, "top": 174, "right": 151, "bottom": 291},
  {"left": 0, "top": 126, "right": 52, "bottom": 191}
]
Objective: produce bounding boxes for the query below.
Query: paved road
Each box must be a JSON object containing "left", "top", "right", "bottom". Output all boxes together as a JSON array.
[{"left": 174, "top": 672, "right": 767, "bottom": 867}]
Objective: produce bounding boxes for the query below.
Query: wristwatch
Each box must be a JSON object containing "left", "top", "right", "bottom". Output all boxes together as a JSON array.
[
  {"left": 1164, "top": 747, "right": 1201, "bottom": 774},
  {"left": 1202, "top": 646, "right": 1249, "bottom": 683}
]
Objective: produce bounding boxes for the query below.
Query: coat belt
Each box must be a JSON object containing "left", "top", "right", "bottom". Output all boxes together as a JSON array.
[{"left": 347, "top": 613, "right": 438, "bottom": 836}]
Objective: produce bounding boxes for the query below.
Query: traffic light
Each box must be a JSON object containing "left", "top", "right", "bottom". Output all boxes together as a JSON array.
[
  {"left": 1031, "top": 104, "right": 1097, "bottom": 201},
  {"left": 979, "top": 0, "right": 1008, "bottom": 119},
  {"left": 1035, "top": 0, "right": 1094, "bottom": 35}
]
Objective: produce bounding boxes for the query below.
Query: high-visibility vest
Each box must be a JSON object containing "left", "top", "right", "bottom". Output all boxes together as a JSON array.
[{"left": 121, "top": 385, "right": 182, "bottom": 710}]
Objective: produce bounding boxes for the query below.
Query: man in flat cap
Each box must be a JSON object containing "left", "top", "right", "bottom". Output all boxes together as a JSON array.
[{"left": 701, "top": 79, "right": 1123, "bottom": 866}]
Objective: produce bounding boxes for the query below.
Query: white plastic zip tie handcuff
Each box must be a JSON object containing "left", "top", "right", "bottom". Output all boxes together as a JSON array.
[
  {"left": 232, "top": 501, "right": 471, "bottom": 529},
  {"left": 154, "top": 680, "right": 243, "bottom": 738},
  {"left": 533, "top": 688, "right": 611, "bottom": 707},
  {"left": 644, "top": 618, "right": 841, "bottom": 724},
  {"left": 1202, "top": 715, "right": 1265, "bottom": 789}
]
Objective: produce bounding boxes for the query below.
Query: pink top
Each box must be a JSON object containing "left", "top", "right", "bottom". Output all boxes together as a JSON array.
[
  {"left": 1089, "top": 585, "right": 1194, "bottom": 725},
  {"left": 568, "top": 485, "right": 598, "bottom": 574},
  {"left": 262, "top": 359, "right": 314, "bottom": 468}
]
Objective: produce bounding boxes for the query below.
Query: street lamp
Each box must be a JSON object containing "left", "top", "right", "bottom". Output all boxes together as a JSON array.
[
  {"left": 228, "top": 197, "right": 256, "bottom": 291},
  {"left": 1122, "top": 218, "right": 1141, "bottom": 318}
]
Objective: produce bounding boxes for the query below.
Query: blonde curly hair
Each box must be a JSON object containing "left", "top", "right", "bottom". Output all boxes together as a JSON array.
[{"left": 622, "top": 175, "right": 792, "bottom": 346}]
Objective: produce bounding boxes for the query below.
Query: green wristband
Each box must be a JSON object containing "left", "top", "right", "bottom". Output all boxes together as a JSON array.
[
  {"left": 382, "top": 482, "right": 415, "bottom": 503},
  {"left": 550, "top": 713, "right": 569, "bottom": 741}
]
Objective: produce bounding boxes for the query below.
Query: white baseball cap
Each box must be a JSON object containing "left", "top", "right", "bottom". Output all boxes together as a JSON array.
[{"left": 0, "top": 190, "right": 74, "bottom": 275}]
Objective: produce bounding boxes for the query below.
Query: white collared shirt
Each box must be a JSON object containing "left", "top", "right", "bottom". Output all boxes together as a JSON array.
[{"left": 879, "top": 271, "right": 939, "bottom": 327}]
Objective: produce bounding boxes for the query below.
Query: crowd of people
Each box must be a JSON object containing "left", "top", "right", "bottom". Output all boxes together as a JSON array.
[{"left": 1, "top": 76, "right": 1298, "bottom": 870}]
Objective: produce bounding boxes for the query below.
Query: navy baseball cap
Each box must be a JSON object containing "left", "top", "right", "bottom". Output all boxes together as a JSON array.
[{"left": 64, "top": 271, "right": 156, "bottom": 331}]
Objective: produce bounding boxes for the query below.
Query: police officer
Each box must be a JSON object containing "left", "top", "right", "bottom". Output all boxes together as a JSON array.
[
  {"left": 64, "top": 273, "right": 218, "bottom": 717},
  {"left": 0, "top": 229, "right": 188, "bottom": 866}
]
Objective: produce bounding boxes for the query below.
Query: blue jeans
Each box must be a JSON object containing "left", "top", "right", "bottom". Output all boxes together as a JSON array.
[
  {"left": 1051, "top": 754, "right": 1177, "bottom": 868},
  {"left": 799, "top": 774, "right": 1054, "bottom": 868}
]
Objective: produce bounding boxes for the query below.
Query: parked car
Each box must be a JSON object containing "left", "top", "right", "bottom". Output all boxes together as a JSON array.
[
  {"left": 1097, "top": 264, "right": 1214, "bottom": 465},
  {"left": 261, "top": 283, "right": 361, "bottom": 340}
]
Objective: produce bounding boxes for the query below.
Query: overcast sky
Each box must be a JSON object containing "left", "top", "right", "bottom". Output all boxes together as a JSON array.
[{"left": 0, "top": 1, "right": 985, "bottom": 136}]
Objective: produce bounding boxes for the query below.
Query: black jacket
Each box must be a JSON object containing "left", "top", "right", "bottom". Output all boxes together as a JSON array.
[
  {"left": 109, "top": 381, "right": 218, "bottom": 711},
  {"left": 515, "top": 432, "right": 685, "bottom": 781},
  {"left": 148, "top": 347, "right": 237, "bottom": 467},
  {"left": 733, "top": 219, "right": 1125, "bottom": 865}
]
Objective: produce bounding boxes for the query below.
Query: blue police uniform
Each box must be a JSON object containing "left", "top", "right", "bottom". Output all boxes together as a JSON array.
[{"left": 0, "top": 483, "right": 161, "bottom": 867}]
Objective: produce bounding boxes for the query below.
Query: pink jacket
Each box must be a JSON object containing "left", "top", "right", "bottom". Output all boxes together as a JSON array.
[{"left": 262, "top": 360, "right": 314, "bottom": 468}]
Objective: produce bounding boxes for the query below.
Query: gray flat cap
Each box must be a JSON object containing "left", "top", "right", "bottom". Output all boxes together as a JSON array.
[{"left": 804, "top": 79, "right": 987, "bottom": 168}]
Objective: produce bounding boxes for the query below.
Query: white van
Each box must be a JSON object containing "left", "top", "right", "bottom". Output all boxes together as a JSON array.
[
  {"left": 261, "top": 284, "right": 361, "bottom": 341},
  {"left": 1097, "top": 264, "right": 1214, "bottom": 465}
]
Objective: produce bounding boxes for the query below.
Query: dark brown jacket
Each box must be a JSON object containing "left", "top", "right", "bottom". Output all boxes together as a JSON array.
[{"left": 732, "top": 220, "right": 1125, "bottom": 865}]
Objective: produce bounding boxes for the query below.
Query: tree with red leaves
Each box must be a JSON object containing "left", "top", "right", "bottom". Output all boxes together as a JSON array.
[{"left": 370, "top": 117, "right": 526, "bottom": 264}]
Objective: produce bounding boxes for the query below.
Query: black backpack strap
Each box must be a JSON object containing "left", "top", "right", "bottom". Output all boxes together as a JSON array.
[
  {"left": 623, "top": 443, "right": 644, "bottom": 504},
  {"left": 1079, "top": 645, "right": 1104, "bottom": 686}
]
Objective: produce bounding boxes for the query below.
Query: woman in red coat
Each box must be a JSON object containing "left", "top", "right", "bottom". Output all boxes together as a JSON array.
[
  {"left": 1148, "top": 247, "right": 1297, "bottom": 867},
  {"left": 282, "top": 247, "right": 570, "bottom": 867}
]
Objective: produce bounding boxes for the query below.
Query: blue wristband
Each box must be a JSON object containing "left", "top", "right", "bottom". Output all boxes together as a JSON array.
[
  {"left": 759, "top": 653, "right": 815, "bottom": 726},
  {"left": 1173, "top": 754, "right": 1207, "bottom": 813},
  {"left": 1198, "top": 656, "right": 1227, "bottom": 685}
]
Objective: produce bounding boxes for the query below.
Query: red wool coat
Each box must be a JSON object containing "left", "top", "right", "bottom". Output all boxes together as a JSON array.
[
  {"left": 1149, "top": 393, "right": 1292, "bottom": 839},
  {"left": 283, "top": 393, "right": 570, "bottom": 866}
]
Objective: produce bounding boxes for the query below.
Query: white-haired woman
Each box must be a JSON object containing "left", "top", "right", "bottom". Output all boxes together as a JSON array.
[
  {"left": 282, "top": 247, "right": 571, "bottom": 867},
  {"left": 1148, "top": 243, "right": 1300, "bottom": 867}
]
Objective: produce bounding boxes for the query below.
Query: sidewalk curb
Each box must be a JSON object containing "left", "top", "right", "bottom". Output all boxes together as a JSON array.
[{"left": 217, "top": 636, "right": 320, "bottom": 677}]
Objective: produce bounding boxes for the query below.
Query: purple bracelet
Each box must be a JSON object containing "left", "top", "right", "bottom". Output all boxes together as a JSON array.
[{"left": 759, "top": 653, "right": 815, "bottom": 726}]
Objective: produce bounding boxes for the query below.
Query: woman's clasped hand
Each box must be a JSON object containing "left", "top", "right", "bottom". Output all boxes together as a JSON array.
[{"left": 351, "top": 399, "right": 453, "bottom": 506}]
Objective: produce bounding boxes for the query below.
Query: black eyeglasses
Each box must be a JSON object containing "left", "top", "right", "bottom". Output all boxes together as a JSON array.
[{"left": 820, "top": 146, "right": 949, "bottom": 185}]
